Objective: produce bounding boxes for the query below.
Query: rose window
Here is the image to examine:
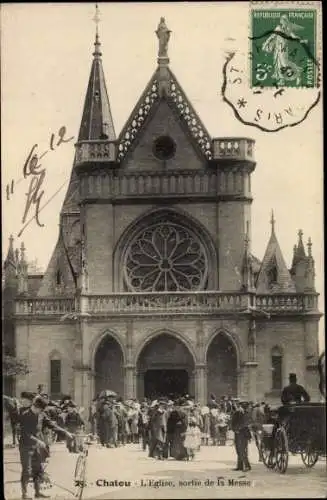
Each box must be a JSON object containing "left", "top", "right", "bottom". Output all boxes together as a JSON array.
[{"left": 124, "top": 223, "right": 208, "bottom": 292}]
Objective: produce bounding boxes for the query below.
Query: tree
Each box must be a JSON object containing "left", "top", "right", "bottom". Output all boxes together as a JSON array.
[{"left": 3, "top": 355, "right": 30, "bottom": 377}]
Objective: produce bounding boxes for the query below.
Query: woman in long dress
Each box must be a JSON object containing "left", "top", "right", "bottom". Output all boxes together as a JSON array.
[
  {"left": 168, "top": 401, "right": 188, "bottom": 460},
  {"left": 262, "top": 14, "right": 305, "bottom": 85},
  {"left": 201, "top": 406, "right": 210, "bottom": 446}
]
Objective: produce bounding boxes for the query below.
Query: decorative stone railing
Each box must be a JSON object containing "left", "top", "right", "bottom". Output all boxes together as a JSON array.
[
  {"left": 212, "top": 138, "right": 255, "bottom": 162},
  {"left": 15, "top": 293, "right": 319, "bottom": 317},
  {"left": 74, "top": 138, "right": 254, "bottom": 166},
  {"left": 75, "top": 141, "right": 116, "bottom": 164},
  {"left": 255, "top": 294, "right": 319, "bottom": 312},
  {"left": 86, "top": 292, "right": 253, "bottom": 315},
  {"left": 79, "top": 169, "right": 251, "bottom": 199},
  {"left": 15, "top": 298, "right": 76, "bottom": 315}
]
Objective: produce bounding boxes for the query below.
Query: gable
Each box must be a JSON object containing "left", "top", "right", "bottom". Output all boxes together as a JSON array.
[
  {"left": 37, "top": 234, "right": 77, "bottom": 297},
  {"left": 121, "top": 99, "right": 206, "bottom": 171},
  {"left": 256, "top": 234, "right": 296, "bottom": 294},
  {"left": 117, "top": 67, "right": 212, "bottom": 167}
]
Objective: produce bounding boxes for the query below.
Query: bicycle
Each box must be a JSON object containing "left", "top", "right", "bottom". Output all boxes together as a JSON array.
[{"left": 74, "top": 434, "right": 93, "bottom": 500}]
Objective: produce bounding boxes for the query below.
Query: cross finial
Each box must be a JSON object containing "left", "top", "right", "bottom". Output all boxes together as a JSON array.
[
  {"left": 270, "top": 210, "right": 276, "bottom": 233},
  {"left": 93, "top": 3, "right": 102, "bottom": 57},
  {"left": 9, "top": 234, "right": 14, "bottom": 248},
  {"left": 298, "top": 229, "right": 303, "bottom": 240}
]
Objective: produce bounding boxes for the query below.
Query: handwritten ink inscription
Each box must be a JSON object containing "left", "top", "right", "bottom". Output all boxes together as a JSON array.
[{"left": 15, "top": 126, "right": 74, "bottom": 237}]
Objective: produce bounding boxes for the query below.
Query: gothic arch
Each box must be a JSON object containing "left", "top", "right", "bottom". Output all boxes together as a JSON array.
[
  {"left": 90, "top": 329, "right": 126, "bottom": 371},
  {"left": 133, "top": 328, "right": 197, "bottom": 366},
  {"left": 206, "top": 328, "right": 239, "bottom": 399},
  {"left": 113, "top": 206, "right": 218, "bottom": 291},
  {"left": 91, "top": 329, "right": 126, "bottom": 397},
  {"left": 205, "top": 328, "right": 241, "bottom": 368}
]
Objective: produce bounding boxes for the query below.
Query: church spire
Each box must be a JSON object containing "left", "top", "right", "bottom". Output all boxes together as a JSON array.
[
  {"left": 93, "top": 3, "right": 101, "bottom": 58},
  {"left": 4, "top": 235, "right": 16, "bottom": 268},
  {"left": 77, "top": 4, "right": 115, "bottom": 142},
  {"left": 270, "top": 209, "right": 276, "bottom": 236},
  {"left": 297, "top": 229, "right": 306, "bottom": 258}
]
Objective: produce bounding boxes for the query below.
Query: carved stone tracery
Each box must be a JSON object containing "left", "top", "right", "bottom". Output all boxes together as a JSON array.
[
  {"left": 169, "top": 79, "right": 212, "bottom": 160},
  {"left": 117, "top": 80, "right": 159, "bottom": 162},
  {"left": 124, "top": 222, "right": 208, "bottom": 292}
]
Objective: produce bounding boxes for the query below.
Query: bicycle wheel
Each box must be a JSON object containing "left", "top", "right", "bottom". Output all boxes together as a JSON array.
[
  {"left": 275, "top": 427, "right": 289, "bottom": 474},
  {"left": 74, "top": 455, "right": 87, "bottom": 500}
]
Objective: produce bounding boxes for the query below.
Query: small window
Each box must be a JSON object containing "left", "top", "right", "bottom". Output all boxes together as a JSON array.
[
  {"left": 50, "top": 359, "right": 61, "bottom": 396},
  {"left": 153, "top": 136, "right": 176, "bottom": 160},
  {"left": 271, "top": 347, "right": 282, "bottom": 390},
  {"left": 56, "top": 270, "right": 62, "bottom": 286},
  {"left": 267, "top": 266, "right": 278, "bottom": 285}
]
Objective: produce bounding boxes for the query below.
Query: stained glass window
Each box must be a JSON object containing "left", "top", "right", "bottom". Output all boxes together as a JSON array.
[{"left": 124, "top": 222, "right": 208, "bottom": 292}]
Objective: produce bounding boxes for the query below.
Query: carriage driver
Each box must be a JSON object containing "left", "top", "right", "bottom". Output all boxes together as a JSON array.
[{"left": 281, "top": 373, "right": 310, "bottom": 405}]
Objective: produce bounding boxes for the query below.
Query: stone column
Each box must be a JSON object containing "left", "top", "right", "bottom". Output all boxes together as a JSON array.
[
  {"left": 124, "top": 365, "right": 137, "bottom": 400},
  {"left": 195, "top": 364, "right": 207, "bottom": 405},
  {"left": 244, "top": 318, "right": 258, "bottom": 402}
]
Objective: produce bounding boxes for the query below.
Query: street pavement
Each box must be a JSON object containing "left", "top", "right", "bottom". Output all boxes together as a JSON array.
[{"left": 4, "top": 439, "right": 327, "bottom": 499}]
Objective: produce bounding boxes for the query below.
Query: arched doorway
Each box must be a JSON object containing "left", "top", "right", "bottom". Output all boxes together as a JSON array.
[
  {"left": 206, "top": 334, "right": 238, "bottom": 400},
  {"left": 94, "top": 336, "right": 124, "bottom": 397},
  {"left": 137, "top": 334, "right": 195, "bottom": 400}
]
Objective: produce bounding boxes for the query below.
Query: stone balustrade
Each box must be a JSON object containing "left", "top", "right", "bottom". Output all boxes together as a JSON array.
[
  {"left": 212, "top": 138, "right": 255, "bottom": 162},
  {"left": 15, "top": 298, "right": 76, "bottom": 315},
  {"left": 255, "top": 294, "right": 319, "bottom": 312},
  {"left": 15, "top": 292, "right": 319, "bottom": 317},
  {"left": 75, "top": 141, "right": 116, "bottom": 164},
  {"left": 87, "top": 291, "right": 252, "bottom": 315},
  {"left": 75, "top": 138, "right": 255, "bottom": 167}
]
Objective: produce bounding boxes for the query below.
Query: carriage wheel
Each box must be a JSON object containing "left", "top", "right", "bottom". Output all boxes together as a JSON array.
[
  {"left": 260, "top": 440, "right": 275, "bottom": 469},
  {"left": 301, "top": 441, "right": 319, "bottom": 468},
  {"left": 275, "top": 427, "right": 289, "bottom": 474}
]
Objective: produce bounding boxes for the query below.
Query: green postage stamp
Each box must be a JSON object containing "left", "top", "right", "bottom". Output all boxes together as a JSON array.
[{"left": 250, "top": 10, "right": 317, "bottom": 88}]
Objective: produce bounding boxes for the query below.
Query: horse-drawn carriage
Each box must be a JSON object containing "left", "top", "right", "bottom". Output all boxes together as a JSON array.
[{"left": 260, "top": 402, "right": 326, "bottom": 473}]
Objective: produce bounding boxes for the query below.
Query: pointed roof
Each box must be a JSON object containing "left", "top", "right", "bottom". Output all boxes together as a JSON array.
[
  {"left": 117, "top": 19, "right": 212, "bottom": 163},
  {"left": 256, "top": 212, "right": 296, "bottom": 294},
  {"left": 296, "top": 229, "right": 306, "bottom": 259},
  {"left": 78, "top": 12, "right": 115, "bottom": 142},
  {"left": 4, "top": 235, "right": 16, "bottom": 268},
  {"left": 37, "top": 227, "right": 77, "bottom": 297},
  {"left": 61, "top": 168, "right": 80, "bottom": 214}
]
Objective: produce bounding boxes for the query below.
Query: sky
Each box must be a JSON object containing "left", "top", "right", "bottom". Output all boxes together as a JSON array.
[{"left": 1, "top": 3, "right": 324, "bottom": 349}]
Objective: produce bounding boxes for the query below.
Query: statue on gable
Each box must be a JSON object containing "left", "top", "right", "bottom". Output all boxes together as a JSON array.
[{"left": 156, "top": 17, "right": 171, "bottom": 58}]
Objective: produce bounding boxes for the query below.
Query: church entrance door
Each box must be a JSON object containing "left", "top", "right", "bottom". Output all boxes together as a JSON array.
[
  {"left": 144, "top": 369, "right": 188, "bottom": 400},
  {"left": 137, "top": 333, "right": 195, "bottom": 399}
]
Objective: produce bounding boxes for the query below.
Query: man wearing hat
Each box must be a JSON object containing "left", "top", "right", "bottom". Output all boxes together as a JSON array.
[
  {"left": 231, "top": 400, "right": 252, "bottom": 472},
  {"left": 281, "top": 373, "right": 310, "bottom": 404},
  {"left": 18, "top": 395, "right": 73, "bottom": 499},
  {"left": 20, "top": 392, "right": 36, "bottom": 413},
  {"left": 64, "top": 401, "right": 85, "bottom": 452}
]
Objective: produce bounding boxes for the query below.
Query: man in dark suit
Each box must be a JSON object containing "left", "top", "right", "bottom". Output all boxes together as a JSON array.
[
  {"left": 18, "top": 396, "right": 73, "bottom": 499},
  {"left": 231, "top": 401, "right": 252, "bottom": 472},
  {"left": 281, "top": 373, "right": 310, "bottom": 404}
]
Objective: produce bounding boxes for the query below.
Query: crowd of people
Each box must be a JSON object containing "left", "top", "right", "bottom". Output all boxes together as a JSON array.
[{"left": 3, "top": 371, "right": 317, "bottom": 499}]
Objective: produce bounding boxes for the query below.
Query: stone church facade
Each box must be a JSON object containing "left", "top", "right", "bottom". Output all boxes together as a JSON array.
[{"left": 3, "top": 20, "right": 321, "bottom": 406}]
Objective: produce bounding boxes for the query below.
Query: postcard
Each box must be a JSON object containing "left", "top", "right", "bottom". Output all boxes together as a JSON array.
[{"left": 2, "top": 2, "right": 325, "bottom": 499}]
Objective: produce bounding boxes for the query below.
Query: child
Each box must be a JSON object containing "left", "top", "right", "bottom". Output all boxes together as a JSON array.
[{"left": 184, "top": 417, "right": 201, "bottom": 460}]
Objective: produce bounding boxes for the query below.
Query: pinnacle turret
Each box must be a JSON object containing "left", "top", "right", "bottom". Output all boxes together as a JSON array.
[{"left": 77, "top": 4, "right": 115, "bottom": 142}]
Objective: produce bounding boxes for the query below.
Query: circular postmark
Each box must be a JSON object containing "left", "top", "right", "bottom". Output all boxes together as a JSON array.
[{"left": 221, "top": 9, "right": 321, "bottom": 132}]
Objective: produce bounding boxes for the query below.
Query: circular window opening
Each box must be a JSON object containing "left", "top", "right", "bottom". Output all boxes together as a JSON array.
[{"left": 153, "top": 136, "right": 176, "bottom": 160}]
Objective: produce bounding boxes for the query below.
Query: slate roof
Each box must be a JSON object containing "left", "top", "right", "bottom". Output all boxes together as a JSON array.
[{"left": 256, "top": 227, "right": 296, "bottom": 294}]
